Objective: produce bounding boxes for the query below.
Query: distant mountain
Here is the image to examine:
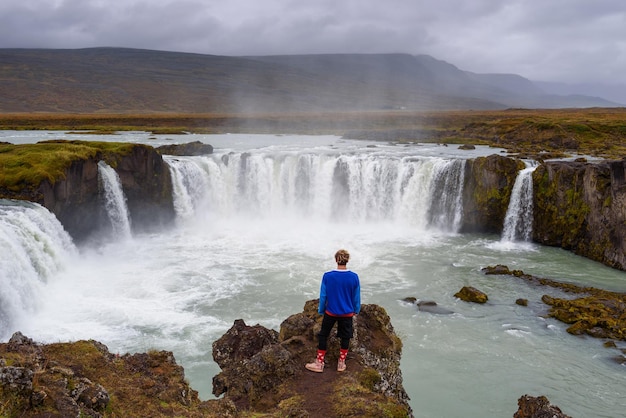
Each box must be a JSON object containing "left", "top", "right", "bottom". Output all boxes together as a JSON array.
[
  {"left": 0, "top": 47, "right": 619, "bottom": 113},
  {"left": 534, "top": 81, "right": 626, "bottom": 106}
]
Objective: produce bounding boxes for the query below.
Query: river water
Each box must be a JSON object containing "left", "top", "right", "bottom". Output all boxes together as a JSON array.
[{"left": 1, "top": 131, "right": 625, "bottom": 417}]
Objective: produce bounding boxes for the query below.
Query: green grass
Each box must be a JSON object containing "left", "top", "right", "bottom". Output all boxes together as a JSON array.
[
  {"left": 0, "top": 140, "right": 136, "bottom": 191},
  {"left": 1, "top": 108, "right": 626, "bottom": 158}
]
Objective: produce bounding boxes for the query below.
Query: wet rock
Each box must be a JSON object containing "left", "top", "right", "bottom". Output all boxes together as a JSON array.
[
  {"left": 485, "top": 265, "right": 626, "bottom": 343},
  {"left": 156, "top": 141, "right": 214, "bottom": 156},
  {"left": 401, "top": 298, "right": 454, "bottom": 314},
  {"left": 482, "top": 264, "right": 513, "bottom": 275},
  {"left": 458, "top": 144, "right": 475, "bottom": 150},
  {"left": 513, "top": 394, "right": 571, "bottom": 418},
  {"left": 417, "top": 301, "right": 454, "bottom": 315},
  {"left": 516, "top": 298, "right": 528, "bottom": 306},
  {"left": 454, "top": 286, "right": 489, "bottom": 303}
]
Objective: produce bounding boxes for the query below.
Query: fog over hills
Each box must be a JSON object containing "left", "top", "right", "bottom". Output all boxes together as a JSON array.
[{"left": 0, "top": 47, "right": 620, "bottom": 113}]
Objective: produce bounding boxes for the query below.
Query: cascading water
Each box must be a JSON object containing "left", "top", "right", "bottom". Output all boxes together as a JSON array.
[
  {"left": 427, "top": 158, "right": 466, "bottom": 232},
  {"left": 165, "top": 152, "right": 466, "bottom": 231},
  {"left": 98, "top": 161, "right": 132, "bottom": 239},
  {"left": 502, "top": 162, "right": 537, "bottom": 242},
  {"left": 2, "top": 132, "right": 626, "bottom": 418},
  {"left": 0, "top": 199, "right": 76, "bottom": 336}
]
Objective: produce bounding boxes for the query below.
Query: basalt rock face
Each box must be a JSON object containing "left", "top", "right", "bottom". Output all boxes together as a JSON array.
[
  {"left": 38, "top": 144, "right": 175, "bottom": 242},
  {"left": 462, "top": 154, "right": 524, "bottom": 233},
  {"left": 212, "top": 301, "right": 413, "bottom": 417},
  {"left": 533, "top": 159, "right": 626, "bottom": 271}
]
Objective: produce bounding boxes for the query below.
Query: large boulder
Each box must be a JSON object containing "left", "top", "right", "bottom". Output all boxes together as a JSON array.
[{"left": 454, "top": 286, "right": 489, "bottom": 303}]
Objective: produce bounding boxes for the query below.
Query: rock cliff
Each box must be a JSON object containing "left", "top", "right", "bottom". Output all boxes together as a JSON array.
[
  {"left": 0, "top": 141, "right": 175, "bottom": 242},
  {"left": 462, "top": 154, "right": 524, "bottom": 233},
  {"left": 533, "top": 159, "right": 626, "bottom": 270},
  {"left": 462, "top": 155, "right": 626, "bottom": 271}
]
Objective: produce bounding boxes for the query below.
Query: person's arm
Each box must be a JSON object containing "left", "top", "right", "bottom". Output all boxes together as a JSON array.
[
  {"left": 353, "top": 278, "right": 361, "bottom": 315},
  {"left": 318, "top": 278, "right": 327, "bottom": 315}
]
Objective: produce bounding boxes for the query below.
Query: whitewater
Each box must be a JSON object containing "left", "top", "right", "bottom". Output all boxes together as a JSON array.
[{"left": 1, "top": 131, "right": 625, "bottom": 417}]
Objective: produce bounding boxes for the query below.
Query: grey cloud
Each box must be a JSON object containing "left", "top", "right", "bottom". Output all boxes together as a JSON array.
[{"left": 0, "top": 0, "right": 624, "bottom": 85}]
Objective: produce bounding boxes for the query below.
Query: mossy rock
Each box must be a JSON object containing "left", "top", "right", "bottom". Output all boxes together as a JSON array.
[{"left": 454, "top": 286, "right": 488, "bottom": 304}]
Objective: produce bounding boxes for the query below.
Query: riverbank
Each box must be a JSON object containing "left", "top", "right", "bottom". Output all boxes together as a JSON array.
[{"left": 2, "top": 108, "right": 626, "bottom": 158}]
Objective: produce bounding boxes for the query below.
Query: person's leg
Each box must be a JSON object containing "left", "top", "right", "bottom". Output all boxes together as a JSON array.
[
  {"left": 336, "top": 317, "right": 354, "bottom": 372},
  {"left": 317, "top": 313, "right": 336, "bottom": 351},
  {"left": 306, "top": 314, "right": 336, "bottom": 372}
]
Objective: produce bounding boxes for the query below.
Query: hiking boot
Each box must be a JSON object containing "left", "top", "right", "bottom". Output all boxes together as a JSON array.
[
  {"left": 305, "top": 359, "right": 324, "bottom": 373},
  {"left": 337, "top": 359, "right": 346, "bottom": 372}
]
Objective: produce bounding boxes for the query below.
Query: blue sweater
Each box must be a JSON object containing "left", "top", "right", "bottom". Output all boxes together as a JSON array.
[{"left": 318, "top": 269, "right": 361, "bottom": 316}]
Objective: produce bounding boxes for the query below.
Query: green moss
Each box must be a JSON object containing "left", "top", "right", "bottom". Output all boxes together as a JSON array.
[
  {"left": 329, "top": 374, "right": 411, "bottom": 418},
  {"left": 358, "top": 368, "right": 382, "bottom": 391},
  {"left": 0, "top": 140, "right": 138, "bottom": 191}
]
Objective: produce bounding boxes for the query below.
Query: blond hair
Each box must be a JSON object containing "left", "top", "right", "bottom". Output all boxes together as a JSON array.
[{"left": 335, "top": 249, "right": 350, "bottom": 266}]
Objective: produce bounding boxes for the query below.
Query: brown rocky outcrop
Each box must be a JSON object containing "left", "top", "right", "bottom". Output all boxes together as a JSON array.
[
  {"left": 0, "top": 331, "right": 217, "bottom": 417},
  {"left": 533, "top": 159, "right": 626, "bottom": 271},
  {"left": 212, "top": 300, "right": 413, "bottom": 417},
  {"left": 454, "top": 286, "right": 489, "bottom": 303},
  {"left": 514, "top": 395, "right": 572, "bottom": 418}
]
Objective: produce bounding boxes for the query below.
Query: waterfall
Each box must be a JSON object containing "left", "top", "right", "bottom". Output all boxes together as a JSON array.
[
  {"left": 502, "top": 162, "right": 537, "bottom": 242},
  {"left": 0, "top": 199, "right": 76, "bottom": 338},
  {"left": 98, "top": 161, "right": 132, "bottom": 239},
  {"left": 165, "top": 152, "right": 466, "bottom": 231},
  {"left": 427, "top": 159, "right": 466, "bottom": 232}
]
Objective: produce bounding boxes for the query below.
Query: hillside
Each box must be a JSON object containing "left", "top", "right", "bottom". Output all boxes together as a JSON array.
[{"left": 0, "top": 48, "right": 617, "bottom": 113}]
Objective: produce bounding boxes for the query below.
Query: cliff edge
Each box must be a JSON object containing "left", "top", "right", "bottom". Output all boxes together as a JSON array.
[{"left": 0, "top": 301, "right": 412, "bottom": 417}]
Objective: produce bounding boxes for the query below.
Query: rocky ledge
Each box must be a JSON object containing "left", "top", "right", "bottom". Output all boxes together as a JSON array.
[
  {"left": 1, "top": 301, "right": 574, "bottom": 417},
  {"left": 0, "top": 302, "right": 412, "bottom": 417}
]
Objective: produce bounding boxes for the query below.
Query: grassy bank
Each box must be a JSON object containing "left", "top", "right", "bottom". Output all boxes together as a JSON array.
[
  {"left": 1, "top": 108, "right": 626, "bottom": 158},
  {"left": 0, "top": 140, "right": 136, "bottom": 192}
]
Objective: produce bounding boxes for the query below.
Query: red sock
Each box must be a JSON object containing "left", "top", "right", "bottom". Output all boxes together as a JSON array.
[
  {"left": 339, "top": 348, "right": 348, "bottom": 361},
  {"left": 316, "top": 349, "right": 326, "bottom": 362}
]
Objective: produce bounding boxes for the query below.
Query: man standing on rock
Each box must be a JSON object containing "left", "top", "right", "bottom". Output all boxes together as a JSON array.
[{"left": 306, "top": 249, "right": 361, "bottom": 373}]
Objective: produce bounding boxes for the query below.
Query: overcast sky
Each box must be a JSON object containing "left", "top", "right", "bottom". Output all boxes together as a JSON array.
[{"left": 1, "top": 0, "right": 625, "bottom": 85}]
